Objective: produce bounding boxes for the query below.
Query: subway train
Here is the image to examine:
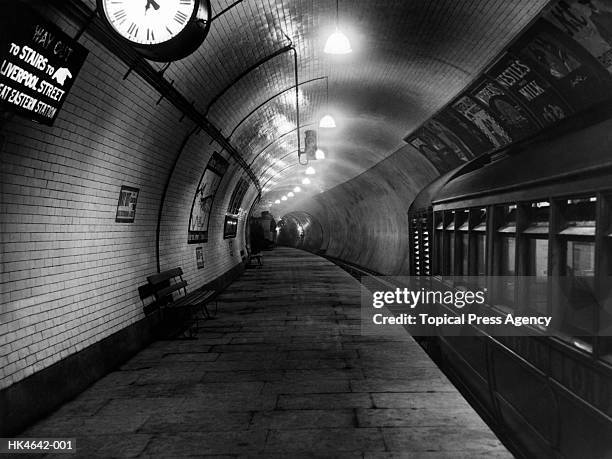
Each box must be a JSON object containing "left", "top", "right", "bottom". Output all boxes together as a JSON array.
[{"left": 408, "top": 103, "right": 612, "bottom": 458}]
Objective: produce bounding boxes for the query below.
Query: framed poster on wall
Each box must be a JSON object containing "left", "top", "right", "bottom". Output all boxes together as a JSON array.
[
  {"left": 227, "top": 178, "right": 249, "bottom": 215},
  {"left": 196, "top": 247, "right": 204, "bottom": 269},
  {"left": 224, "top": 215, "right": 238, "bottom": 239},
  {"left": 115, "top": 186, "right": 139, "bottom": 223},
  {"left": 188, "top": 152, "right": 229, "bottom": 243}
]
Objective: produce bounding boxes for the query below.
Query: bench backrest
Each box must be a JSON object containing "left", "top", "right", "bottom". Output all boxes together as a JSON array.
[
  {"left": 147, "top": 267, "right": 183, "bottom": 286},
  {"left": 140, "top": 267, "right": 188, "bottom": 314}
]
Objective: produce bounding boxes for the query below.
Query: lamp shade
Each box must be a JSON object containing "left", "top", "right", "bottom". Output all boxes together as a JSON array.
[
  {"left": 324, "top": 28, "right": 352, "bottom": 54},
  {"left": 302, "top": 178, "right": 311, "bottom": 185},
  {"left": 319, "top": 114, "right": 336, "bottom": 128},
  {"left": 315, "top": 149, "right": 326, "bottom": 160},
  {"left": 305, "top": 166, "right": 316, "bottom": 175}
]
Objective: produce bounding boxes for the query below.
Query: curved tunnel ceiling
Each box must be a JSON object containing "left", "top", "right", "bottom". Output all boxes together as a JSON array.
[{"left": 85, "top": 0, "right": 550, "bottom": 212}]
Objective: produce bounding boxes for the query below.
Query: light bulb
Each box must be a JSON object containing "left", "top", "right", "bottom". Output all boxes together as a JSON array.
[
  {"left": 319, "top": 114, "right": 336, "bottom": 128},
  {"left": 324, "top": 28, "right": 352, "bottom": 54},
  {"left": 305, "top": 166, "right": 316, "bottom": 175},
  {"left": 302, "top": 178, "right": 311, "bottom": 185},
  {"left": 275, "top": 199, "right": 281, "bottom": 204},
  {"left": 281, "top": 196, "right": 287, "bottom": 201},
  {"left": 288, "top": 192, "right": 295, "bottom": 197},
  {"left": 293, "top": 186, "right": 301, "bottom": 193},
  {"left": 315, "top": 149, "right": 326, "bottom": 160}
]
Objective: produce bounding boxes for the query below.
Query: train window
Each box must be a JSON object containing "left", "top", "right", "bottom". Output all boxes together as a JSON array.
[
  {"left": 493, "top": 205, "right": 517, "bottom": 310},
  {"left": 472, "top": 208, "right": 487, "bottom": 277},
  {"left": 522, "top": 201, "right": 550, "bottom": 317},
  {"left": 457, "top": 210, "right": 469, "bottom": 278},
  {"left": 434, "top": 212, "right": 444, "bottom": 276},
  {"left": 556, "top": 197, "right": 597, "bottom": 351},
  {"left": 446, "top": 213, "right": 455, "bottom": 276},
  {"left": 526, "top": 238, "right": 549, "bottom": 316}
]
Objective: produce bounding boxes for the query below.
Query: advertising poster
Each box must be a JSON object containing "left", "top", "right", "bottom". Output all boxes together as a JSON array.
[
  {"left": 424, "top": 119, "right": 474, "bottom": 161},
  {"left": 487, "top": 53, "right": 572, "bottom": 127},
  {"left": 115, "top": 186, "right": 139, "bottom": 223},
  {"left": 452, "top": 95, "right": 513, "bottom": 149},
  {"left": 407, "top": 128, "right": 464, "bottom": 173},
  {"left": 188, "top": 152, "right": 229, "bottom": 244},
  {"left": 196, "top": 247, "right": 204, "bottom": 269},
  {"left": 227, "top": 177, "right": 249, "bottom": 215},
  {"left": 0, "top": 4, "right": 88, "bottom": 125},
  {"left": 515, "top": 19, "right": 612, "bottom": 111},
  {"left": 545, "top": 0, "right": 612, "bottom": 73},
  {"left": 224, "top": 215, "right": 238, "bottom": 239},
  {"left": 435, "top": 109, "right": 493, "bottom": 158},
  {"left": 471, "top": 80, "right": 540, "bottom": 141}
]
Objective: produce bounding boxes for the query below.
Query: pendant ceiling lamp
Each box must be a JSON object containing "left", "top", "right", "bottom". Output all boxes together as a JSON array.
[
  {"left": 319, "top": 77, "right": 336, "bottom": 128},
  {"left": 324, "top": 0, "right": 352, "bottom": 55}
]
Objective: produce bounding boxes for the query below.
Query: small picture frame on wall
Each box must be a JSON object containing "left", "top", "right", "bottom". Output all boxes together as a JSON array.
[
  {"left": 224, "top": 215, "right": 238, "bottom": 239},
  {"left": 115, "top": 186, "right": 139, "bottom": 223},
  {"left": 196, "top": 247, "right": 204, "bottom": 269}
]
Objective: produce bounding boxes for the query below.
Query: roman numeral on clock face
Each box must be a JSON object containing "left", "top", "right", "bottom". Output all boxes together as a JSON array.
[
  {"left": 175, "top": 11, "right": 189, "bottom": 24},
  {"left": 127, "top": 22, "right": 138, "bottom": 38}
]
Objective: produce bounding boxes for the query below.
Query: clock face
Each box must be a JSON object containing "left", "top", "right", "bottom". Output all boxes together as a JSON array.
[{"left": 101, "top": 0, "right": 198, "bottom": 45}]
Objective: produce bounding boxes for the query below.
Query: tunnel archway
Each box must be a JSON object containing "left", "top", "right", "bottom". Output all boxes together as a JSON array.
[{"left": 277, "top": 211, "right": 325, "bottom": 253}]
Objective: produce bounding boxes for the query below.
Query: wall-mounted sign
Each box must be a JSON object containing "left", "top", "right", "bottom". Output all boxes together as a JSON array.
[
  {"left": 188, "top": 152, "right": 229, "bottom": 244},
  {"left": 195, "top": 247, "right": 204, "bottom": 269},
  {"left": 227, "top": 178, "right": 249, "bottom": 215},
  {"left": 0, "top": 3, "right": 88, "bottom": 125},
  {"left": 223, "top": 215, "right": 238, "bottom": 239},
  {"left": 115, "top": 186, "right": 139, "bottom": 223}
]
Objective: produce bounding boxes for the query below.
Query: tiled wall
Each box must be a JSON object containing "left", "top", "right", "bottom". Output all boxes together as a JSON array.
[
  {"left": 0, "top": 10, "right": 256, "bottom": 390},
  {"left": 295, "top": 145, "right": 438, "bottom": 275}
]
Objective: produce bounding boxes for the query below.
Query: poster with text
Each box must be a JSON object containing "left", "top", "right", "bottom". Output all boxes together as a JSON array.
[
  {"left": 452, "top": 96, "right": 513, "bottom": 149},
  {"left": 196, "top": 247, "right": 204, "bottom": 269},
  {"left": 0, "top": 4, "right": 88, "bottom": 125},
  {"left": 487, "top": 53, "right": 573, "bottom": 127},
  {"left": 435, "top": 109, "right": 493, "bottom": 158},
  {"left": 115, "top": 186, "right": 139, "bottom": 223},
  {"left": 188, "top": 153, "right": 229, "bottom": 244},
  {"left": 424, "top": 119, "right": 474, "bottom": 161},
  {"left": 407, "top": 129, "right": 459, "bottom": 173},
  {"left": 515, "top": 19, "right": 612, "bottom": 111},
  {"left": 471, "top": 79, "right": 540, "bottom": 141},
  {"left": 227, "top": 177, "right": 249, "bottom": 215},
  {"left": 545, "top": 0, "right": 612, "bottom": 73}
]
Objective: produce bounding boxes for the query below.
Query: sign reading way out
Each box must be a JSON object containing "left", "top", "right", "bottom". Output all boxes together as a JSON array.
[{"left": 0, "top": 4, "right": 88, "bottom": 125}]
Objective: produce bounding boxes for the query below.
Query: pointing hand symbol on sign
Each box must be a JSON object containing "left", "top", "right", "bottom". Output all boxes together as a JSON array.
[{"left": 52, "top": 67, "right": 73, "bottom": 86}]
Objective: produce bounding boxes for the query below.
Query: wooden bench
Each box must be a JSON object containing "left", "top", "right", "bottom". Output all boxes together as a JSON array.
[{"left": 138, "top": 267, "right": 218, "bottom": 339}]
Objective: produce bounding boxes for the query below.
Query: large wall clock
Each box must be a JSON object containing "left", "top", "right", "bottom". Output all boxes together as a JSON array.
[{"left": 97, "top": 0, "right": 211, "bottom": 61}]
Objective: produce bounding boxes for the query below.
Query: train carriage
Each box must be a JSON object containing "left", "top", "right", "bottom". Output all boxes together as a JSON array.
[{"left": 409, "top": 105, "right": 612, "bottom": 459}]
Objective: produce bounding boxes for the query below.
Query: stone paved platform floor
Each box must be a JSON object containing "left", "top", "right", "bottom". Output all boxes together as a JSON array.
[{"left": 22, "top": 247, "right": 513, "bottom": 458}]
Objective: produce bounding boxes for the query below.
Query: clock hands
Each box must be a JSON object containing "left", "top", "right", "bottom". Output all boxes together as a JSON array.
[{"left": 145, "top": 0, "right": 160, "bottom": 13}]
